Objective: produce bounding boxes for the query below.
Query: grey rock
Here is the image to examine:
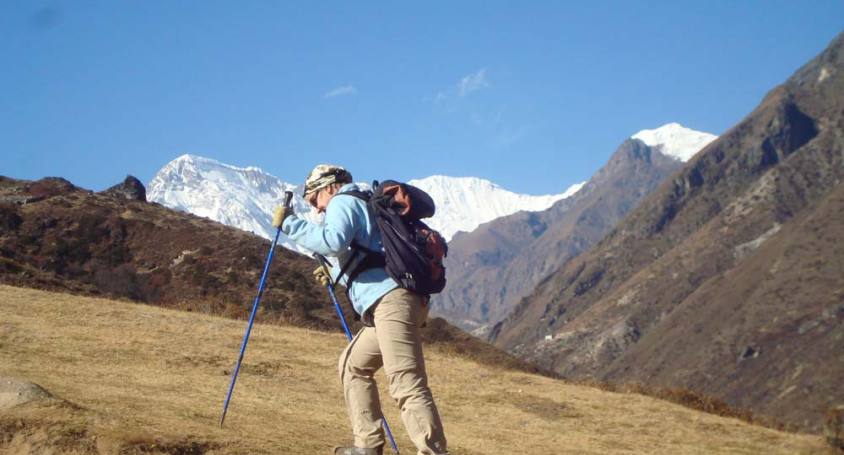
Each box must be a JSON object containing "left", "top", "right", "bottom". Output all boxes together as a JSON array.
[
  {"left": 738, "top": 345, "right": 761, "bottom": 362},
  {"left": 0, "top": 377, "right": 52, "bottom": 410}
]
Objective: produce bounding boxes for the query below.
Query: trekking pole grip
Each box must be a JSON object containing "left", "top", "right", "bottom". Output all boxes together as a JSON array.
[
  {"left": 314, "top": 253, "right": 331, "bottom": 273},
  {"left": 283, "top": 191, "right": 293, "bottom": 210}
]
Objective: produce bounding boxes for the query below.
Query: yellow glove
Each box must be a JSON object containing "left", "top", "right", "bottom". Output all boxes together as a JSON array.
[
  {"left": 271, "top": 206, "right": 290, "bottom": 228},
  {"left": 313, "top": 265, "right": 331, "bottom": 287}
]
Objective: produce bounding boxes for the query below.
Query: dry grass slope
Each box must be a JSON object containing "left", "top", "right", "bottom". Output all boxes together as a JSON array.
[{"left": 0, "top": 285, "right": 826, "bottom": 454}]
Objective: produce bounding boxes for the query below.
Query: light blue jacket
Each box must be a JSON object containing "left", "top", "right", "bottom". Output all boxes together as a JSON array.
[{"left": 281, "top": 183, "right": 397, "bottom": 316}]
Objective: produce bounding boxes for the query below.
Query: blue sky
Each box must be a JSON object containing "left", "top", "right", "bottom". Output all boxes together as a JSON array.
[{"left": 2, "top": 2, "right": 842, "bottom": 194}]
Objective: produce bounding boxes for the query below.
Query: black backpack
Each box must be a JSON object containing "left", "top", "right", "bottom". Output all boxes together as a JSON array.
[{"left": 337, "top": 180, "right": 448, "bottom": 296}]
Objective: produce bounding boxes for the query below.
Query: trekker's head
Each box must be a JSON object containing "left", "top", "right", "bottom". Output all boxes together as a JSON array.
[{"left": 303, "top": 164, "right": 353, "bottom": 213}]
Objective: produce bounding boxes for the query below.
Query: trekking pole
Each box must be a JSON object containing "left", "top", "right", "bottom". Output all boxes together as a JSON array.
[
  {"left": 314, "top": 253, "right": 400, "bottom": 454},
  {"left": 219, "top": 191, "right": 293, "bottom": 428}
]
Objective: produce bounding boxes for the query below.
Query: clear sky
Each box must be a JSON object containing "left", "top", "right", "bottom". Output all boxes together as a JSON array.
[{"left": 2, "top": 2, "right": 842, "bottom": 195}]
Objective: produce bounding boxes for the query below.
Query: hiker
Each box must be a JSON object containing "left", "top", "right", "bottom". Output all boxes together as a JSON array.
[{"left": 272, "top": 164, "right": 449, "bottom": 455}]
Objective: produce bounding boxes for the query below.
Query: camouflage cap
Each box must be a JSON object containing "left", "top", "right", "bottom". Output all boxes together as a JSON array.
[{"left": 303, "top": 164, "right": 353, "bottom": 197}]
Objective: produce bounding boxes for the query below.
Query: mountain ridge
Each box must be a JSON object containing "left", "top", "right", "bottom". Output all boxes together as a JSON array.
[
  {"left": 408, "top": 174, "right": 584, "bottom": 240},
  {"left": 432, "top": 126, "right": 716, "bottom": 331}
]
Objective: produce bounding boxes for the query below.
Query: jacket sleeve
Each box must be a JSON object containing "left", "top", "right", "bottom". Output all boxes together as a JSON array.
[{"left": 281, "top": 195, "right": 363, "bottom": 256}]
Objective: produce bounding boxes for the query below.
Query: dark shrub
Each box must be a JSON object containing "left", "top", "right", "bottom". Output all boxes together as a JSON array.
[
  {"left": 827, "top": 406, "right": 844, "bottom": 451},
  {"left": 93, "top": 264, "right": 141, "bottom": 300},
  {"left": 0, "top": 203, "right": 22, "bottom": 230}
]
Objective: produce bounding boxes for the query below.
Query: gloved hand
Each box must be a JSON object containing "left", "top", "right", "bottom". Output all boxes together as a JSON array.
[
  {"left": 271, "top": 206, "right": 290, "bottom": 228},
  {"left": 313, "top": 265, "right": 331, "bottom": 287}
]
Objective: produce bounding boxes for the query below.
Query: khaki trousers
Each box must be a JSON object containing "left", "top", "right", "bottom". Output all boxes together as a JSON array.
[{"left": 338, "top": 288, "right": 449, "bottom": 455}]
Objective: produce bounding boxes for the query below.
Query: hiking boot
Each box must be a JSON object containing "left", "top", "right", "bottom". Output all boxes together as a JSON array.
[{"left": 333, "top": 446, "right": 383, "bottom": 455}]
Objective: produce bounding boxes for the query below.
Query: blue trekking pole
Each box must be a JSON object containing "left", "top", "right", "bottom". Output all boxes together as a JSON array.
[
  {"left": 219, "top": 191, "right": 293, "bottom": 428},
  {"left": 314, "top": 253, "right": 400, "bottom": 454}
]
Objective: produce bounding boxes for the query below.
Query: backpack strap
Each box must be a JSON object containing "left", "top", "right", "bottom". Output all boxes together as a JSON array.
[
  {"left": 339, "top": 243, "right": 386, "bottom": 286},
  {"left": 336, "top": 189, "right": 372, "bottom": 202},
  {"left": 332, "top": 190, "right": 387, "bottom": 290}
]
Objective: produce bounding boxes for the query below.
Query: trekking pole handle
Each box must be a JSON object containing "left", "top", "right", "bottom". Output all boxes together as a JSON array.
[
  {"left": 314, "top": 253, "right": 331, "bottom": 274},
  {"left": 313, "top": 253, "right": 337, "bottom": 302},
  {"left": 283, "top": 191, "right": 293, "bottom": 210}
]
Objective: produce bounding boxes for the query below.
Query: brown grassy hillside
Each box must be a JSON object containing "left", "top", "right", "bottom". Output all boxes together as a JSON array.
[
  {"left": 0, "top": 285, "right": 827, "bottom": 454},
  {"left": 0, "top": 175, "right": 328, "bottom": 326}
]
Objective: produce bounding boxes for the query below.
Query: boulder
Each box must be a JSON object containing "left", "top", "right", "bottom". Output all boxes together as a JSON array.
[
  {"left": 101, "top": 175, "right": 147, "bottom": 202},
  {"left": 0, "top": 377, "right": 52, "bottom": 410}
]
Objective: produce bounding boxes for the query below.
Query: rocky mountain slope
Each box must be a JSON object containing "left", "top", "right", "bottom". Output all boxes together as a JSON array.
[
  {"left": 0, "top": 175, "right": 328, "bottom": 326},
  {"left": 491, "top": 32, "right": 844, "bottom": 431},
  {"left": 0, "top": 175, "right": 537, "bottom": 373},
  {"left": 433, "top": 124, "right": 716, "bottom": 331}
]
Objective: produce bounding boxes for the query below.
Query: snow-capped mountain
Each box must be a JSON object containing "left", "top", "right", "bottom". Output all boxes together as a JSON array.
[
  {"left": 409, "top": 176, "right": 584, "bottom": 240},
  {"left": 147, "top": 155, "right": 583, "bottom": 251},
  {"left": 147, "top": 154, "right": 318, "bottom": 254},
  {"left": 632, "top": 123, "right": 718, "bottom": 162},
  {"left": 433, "top": 124, "right": 718, "bottom": 330}
]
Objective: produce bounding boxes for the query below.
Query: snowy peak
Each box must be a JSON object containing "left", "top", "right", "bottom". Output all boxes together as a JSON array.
[
  {"left": 150, "top": 154, "right": 292, "bottom": 197},
  {"left": 148, "top": 155, "right": 584, "bottom": 249},
  {"left": 632, "top": 123, "right": 717, "bottom": 162},
  {"left": 147, "top": 154, "right": 316, "bottom": 254},
  {"left": 408, "top": 175, "right": 584, "bottom": 241}
]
